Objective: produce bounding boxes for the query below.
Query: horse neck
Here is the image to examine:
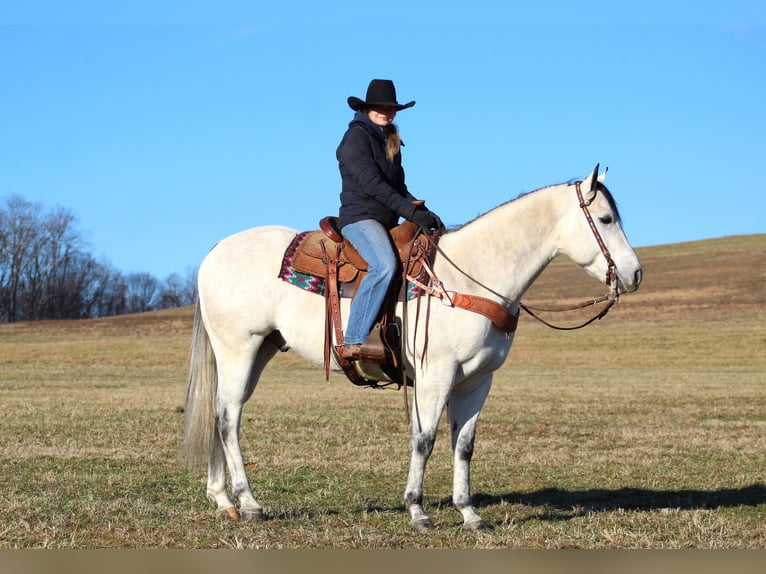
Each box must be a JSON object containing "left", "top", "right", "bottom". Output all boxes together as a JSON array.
[{"left": 437, "top": 185, "right": 565, "bottom": 301}]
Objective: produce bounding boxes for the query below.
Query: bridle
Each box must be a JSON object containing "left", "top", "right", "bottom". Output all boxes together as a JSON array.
[
  {"left": 518, "top": 180, "right": 620, "bottom": 330},
  {"left": 574, "top": 180, "right": 619, "bottom": 292},
  {"left": 419, "top": 180, "right": 622, "bottom": 332}
]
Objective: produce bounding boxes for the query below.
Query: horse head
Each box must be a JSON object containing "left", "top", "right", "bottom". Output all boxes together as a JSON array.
[{"left": 563, "top": 164, "right": 643, "bottom": 295}]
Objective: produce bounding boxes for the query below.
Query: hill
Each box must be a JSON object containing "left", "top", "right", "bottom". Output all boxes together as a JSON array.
[
  {"left": 523, "top": 233, "right": 765, "bottom": 324},
  {"left": 1, "top": 234, "right": 762, "bottom": 338}
]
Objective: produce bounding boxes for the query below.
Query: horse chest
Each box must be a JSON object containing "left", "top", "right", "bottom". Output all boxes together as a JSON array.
[{"left": 456, "top": 333, "right": 514, "bottom": 379}]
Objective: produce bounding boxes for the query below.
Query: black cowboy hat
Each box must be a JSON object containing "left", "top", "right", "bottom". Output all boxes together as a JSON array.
[{"left": 347, "top": 79, "right": 416, "bottom": 111}]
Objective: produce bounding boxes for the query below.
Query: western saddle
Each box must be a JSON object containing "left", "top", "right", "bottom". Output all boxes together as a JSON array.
[{"left": 289, "top": 216, "right": 434, "bottom": 388}]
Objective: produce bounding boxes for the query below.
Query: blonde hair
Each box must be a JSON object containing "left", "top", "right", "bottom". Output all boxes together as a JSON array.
[{"left": 386, "top": 123, "right": 401, "bottom": 163}]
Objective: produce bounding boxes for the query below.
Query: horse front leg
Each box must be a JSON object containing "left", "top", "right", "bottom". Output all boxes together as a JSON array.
[
  {"left": 403, "top": 428, "right": 437, "bottom": 530},
  {"left": 403, "top": 378, "right": 451, "bottom": 530},
  {"left": 448, "top": 374, "right": 493, "bottom": 530}
]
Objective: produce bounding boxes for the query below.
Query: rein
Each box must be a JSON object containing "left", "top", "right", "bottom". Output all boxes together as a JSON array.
[{"left": 412, "top": 180, "right": 620, "bottom": 332}]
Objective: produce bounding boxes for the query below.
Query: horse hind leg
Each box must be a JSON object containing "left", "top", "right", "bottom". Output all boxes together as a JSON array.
[
  {"left": 206, "top": 428, "right": 240, "bottom": 520},
  {"left": 207, "top": 335, "right": 280, "bottom": 521}
]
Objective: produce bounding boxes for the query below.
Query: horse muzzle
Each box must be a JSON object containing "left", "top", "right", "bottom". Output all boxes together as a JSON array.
[{"left": 617, "top": 266, "right": 642, "bottom": 294}]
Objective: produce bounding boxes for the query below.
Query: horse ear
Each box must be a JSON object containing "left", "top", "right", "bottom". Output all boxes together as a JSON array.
[
  {"left": 598, "top": 166, "right": 608, "bottom": 184},
  {"left": 583, "top": 163, "right": 600, "bottom": 202}
]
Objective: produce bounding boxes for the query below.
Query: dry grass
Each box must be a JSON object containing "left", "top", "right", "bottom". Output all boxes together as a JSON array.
[{"left": 0, "top": 234, "right": 763, "bottom": 548}]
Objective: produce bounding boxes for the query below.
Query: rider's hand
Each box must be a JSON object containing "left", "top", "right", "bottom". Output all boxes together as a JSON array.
[{"left": 411, "top": 208, "right": 444, "bottom": 231}]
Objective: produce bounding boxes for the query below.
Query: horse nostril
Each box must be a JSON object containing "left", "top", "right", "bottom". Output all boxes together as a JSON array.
[{"left": 635, "top": 268, "right": 643, "bottom": 287}]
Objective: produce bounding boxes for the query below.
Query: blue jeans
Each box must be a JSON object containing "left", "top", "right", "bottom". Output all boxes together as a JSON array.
[{"left": 341, "top": 219, "right": 398, "bottom": 345}]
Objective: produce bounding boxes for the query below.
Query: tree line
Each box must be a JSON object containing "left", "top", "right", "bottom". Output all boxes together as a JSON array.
[{"left": 0, "top": 195, "right": 197, "bottom": 323}]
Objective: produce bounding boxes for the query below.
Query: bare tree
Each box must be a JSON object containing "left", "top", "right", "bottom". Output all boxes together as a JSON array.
[
  {"left": 157, "top": 273, "right": 184, "bottom": 308},
  {"left": 1, "top": 194, "right": 196, "bottom": 321},
  {"left": 0, "top": 196, "right": 43, "bottom": 322},
  {"left": 86, "top": 264, "right": 127, "bottom": 318},
  {"left": 125, "top": 272, "right": 159, "bottom": 313},
  {"left": 182, "top": 266, "right": 198, "bottom": 305},
  {"left": 25, "top": 206, "right": 82, "bottom": 319},
  {"left": 157, "top": 267, "right": 198, "bottom": 309}
]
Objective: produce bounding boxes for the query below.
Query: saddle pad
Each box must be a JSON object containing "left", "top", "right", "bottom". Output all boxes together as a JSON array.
[{"left": 278, "top": 231, "right": 327, "bottom": 295}]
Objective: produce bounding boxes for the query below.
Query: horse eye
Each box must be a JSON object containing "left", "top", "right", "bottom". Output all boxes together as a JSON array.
[{"left": 599, "top": 215, "right": 613, "bottom": 225}]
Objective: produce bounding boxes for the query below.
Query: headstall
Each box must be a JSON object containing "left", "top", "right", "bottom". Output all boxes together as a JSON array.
[{"left": 411, "top": 180, "right": 621, "bottom": 332}]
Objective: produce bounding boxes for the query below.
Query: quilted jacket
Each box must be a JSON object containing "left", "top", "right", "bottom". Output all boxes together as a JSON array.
[{"left": 336, "top": 111, "right": 418, "bottom": 230}]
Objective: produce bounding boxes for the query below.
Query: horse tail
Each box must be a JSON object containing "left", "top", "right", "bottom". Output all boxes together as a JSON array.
[{"left": 180, "top": 299, "right": 217, "bottom": 467}]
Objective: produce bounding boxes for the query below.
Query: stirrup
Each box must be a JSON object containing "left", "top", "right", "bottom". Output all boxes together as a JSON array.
[{"left": 341, "top": 343, "right": 362, "bottom": 360}]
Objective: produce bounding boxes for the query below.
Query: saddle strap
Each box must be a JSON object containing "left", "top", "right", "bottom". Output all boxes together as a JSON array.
[
  {"left": 323, "top": 241, "right": 340, "bottom": 379},
  {"left": 449, "top": 292, "right": 519, "bottom": 334},
  {"left": 323, "top": 240, "right": 368, "bottom": 385}
]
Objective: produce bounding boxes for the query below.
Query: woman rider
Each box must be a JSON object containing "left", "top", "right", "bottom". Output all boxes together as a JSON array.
[{"left": 336, "top": 79, "right": 443, "bottom": 360}]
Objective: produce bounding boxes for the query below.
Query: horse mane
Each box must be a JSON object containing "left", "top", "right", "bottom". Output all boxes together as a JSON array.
[{"left": 444, "top": 180, "right": 620, "bottom": 234}]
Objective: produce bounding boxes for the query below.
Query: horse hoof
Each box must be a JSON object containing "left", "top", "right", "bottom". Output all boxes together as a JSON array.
[
  {"left": 223, "top": 506, "right": 241, "bottom": 522},
  {"left": 411, "top": 517, "right": 434, "bottom": 531},
  {"left": 464, "top": 518, "right": 490, "bottom": 531},
  {"left": 239, "top": 508, "right": 264, "bottom": 522}
]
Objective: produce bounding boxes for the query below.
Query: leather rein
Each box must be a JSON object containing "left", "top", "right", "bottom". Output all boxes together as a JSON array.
[{"left": 410, "top": 180, "right": 620, "bottom": 333}]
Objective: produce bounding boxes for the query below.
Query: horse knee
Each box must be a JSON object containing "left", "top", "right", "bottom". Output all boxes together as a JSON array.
[
  {"left": 455, "top": 433, "right": 475, "bottom": 462},
  {"left": 413, "top": 433, "right": 435, "bottom": 457}
]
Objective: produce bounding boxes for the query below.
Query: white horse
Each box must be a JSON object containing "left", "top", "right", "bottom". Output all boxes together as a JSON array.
[{"left": 181, "top": 165, "right": 643, "bottom": 529}]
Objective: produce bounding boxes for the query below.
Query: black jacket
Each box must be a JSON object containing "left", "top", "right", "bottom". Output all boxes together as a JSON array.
[{"left": 337, "top": 112, "right": 418, "bottom": 230}]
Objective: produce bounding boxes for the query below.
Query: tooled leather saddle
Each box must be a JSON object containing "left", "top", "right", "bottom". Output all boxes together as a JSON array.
[
  {"left": 286, "top": 216, "right": 437, "bottom": 387},
  {"left": 290, "top": 218, "right": 429, "bottom": 289}
]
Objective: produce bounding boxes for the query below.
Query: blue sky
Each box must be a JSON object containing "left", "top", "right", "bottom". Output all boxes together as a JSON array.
[{"left": 1, "top": 2, "right": 764, "bottom": 278}]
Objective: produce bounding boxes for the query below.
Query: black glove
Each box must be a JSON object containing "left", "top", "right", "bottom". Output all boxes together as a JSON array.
[{"left": 411, "top": 208, "right": 444, "bottom": 231}]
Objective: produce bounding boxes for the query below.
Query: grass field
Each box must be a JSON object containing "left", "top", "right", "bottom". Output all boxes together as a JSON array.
[{"left": 0, "top": 234, "right": 764, "bottom": 548}]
